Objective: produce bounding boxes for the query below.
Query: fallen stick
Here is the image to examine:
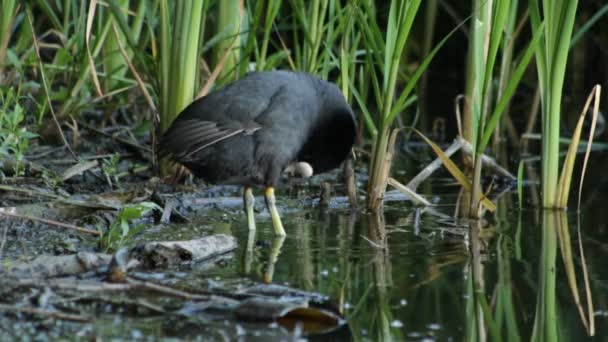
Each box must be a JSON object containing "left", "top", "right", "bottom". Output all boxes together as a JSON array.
[
  {"left": 406, "top": 138, "right": 463, "bottom": 191},
  {"left": 11, "top": 278, "right": 134, "bottom": 292},
  {"left": 2, "top": 235, "right": 236, "bottom": 279},
  {"left": 61, "top": 160, "right": 100, "bottom": 181},
  {"left": 406, "top": 136, "right": 515, "bottom": 193},
  {"left": 0, "top": 209, "right": 100, "bottom": 236},
  {"left": 3, "top": 252, "right": 111, "bottom": 278},
  {"left": 0, "top": 184, "right": 64, "bottom": 201},
  {"left": 0, "top": 303, "right": 90, "bottom": 323},
  {"left": 458, "top": 137, "right": 515, "bottom": 180},
  {"left": 131, "top": 234, "right": 237, "bottom": 268},
  {"left": 7, "top": 277, "right": 238, "bottom": 305},
  {"left": 387, "top": 177, "right": 432, "bottom": 206}
]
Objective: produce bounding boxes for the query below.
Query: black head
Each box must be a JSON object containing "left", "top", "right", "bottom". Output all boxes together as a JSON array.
[{"left": 296, "top": 82, "right": 357, "bottom": 173}]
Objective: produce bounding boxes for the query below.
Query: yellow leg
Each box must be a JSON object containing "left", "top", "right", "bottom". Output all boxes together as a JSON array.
[
  {"left": 244, "top": 228, "right": 256, "bottom": 274},
  {"left": 264, "top": 187, "right": 286, "bottom": 236},
  {"left": 243, "top": 186, "right": 256, "bottom": 231},
  {"left": 263, "top": 235, "right": 285, "bottom": 283}
]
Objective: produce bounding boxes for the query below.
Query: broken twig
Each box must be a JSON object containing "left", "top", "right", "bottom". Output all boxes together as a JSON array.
[
  {"left": 0, "top": 303, "right": 90, "bottom": 323},
  {"left": 0, "top": 209, "right": 99, "bottom": 236}
]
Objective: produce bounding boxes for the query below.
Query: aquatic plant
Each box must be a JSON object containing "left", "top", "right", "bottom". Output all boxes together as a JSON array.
[
  {"left": 98, "top": 201, "right": 160, "bottom": 252},
  {"left": 529, "top": 0, "right": 578, "bottom": 209},
  {"left": 349, "top": 0, "right": 422, "bottom": 212},
  {"left": 462, "top": 0, "right": 542, "bottom": 217}
]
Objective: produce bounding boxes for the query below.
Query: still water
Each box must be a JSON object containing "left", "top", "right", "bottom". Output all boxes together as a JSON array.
[
  {"left": 217, "top": 192, "right": 608, "bottom": 340},
  {"left": 133, "top": 160, "right": 608, "bottom": 340},
  {"left": 2, "top": 155, "right": 607, "bottom": 340}
]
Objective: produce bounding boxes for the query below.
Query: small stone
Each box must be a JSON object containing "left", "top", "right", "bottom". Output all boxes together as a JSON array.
[
  {"left": 390, "top": 320, "right": 404, "bottom": 328},
  {"left": 427, "top": 323, "right": 441, "bottom": 330}
]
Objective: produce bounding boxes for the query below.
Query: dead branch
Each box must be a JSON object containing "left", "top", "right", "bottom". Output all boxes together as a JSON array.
[
  {"left": 0, "top": 303, "right": 90, "bottom": 322},
  {"left": 407, "top": 137, "right": 464, "bottom": 191},
  {"left": 0, "top": 209, "right": 100, "bottom": 236}
]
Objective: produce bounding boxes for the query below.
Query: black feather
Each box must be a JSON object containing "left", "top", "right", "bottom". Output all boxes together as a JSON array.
[{"left": 159, "top": 70, "right": 356, "bottom": 186}]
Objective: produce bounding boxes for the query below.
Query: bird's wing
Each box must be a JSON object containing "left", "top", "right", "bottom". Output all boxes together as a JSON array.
[
  {"left": 160, "top": 119, "right": 261, "bottom": 161},
  {"left": 161, "top": 76, "right": 296, "bottom": 162}
]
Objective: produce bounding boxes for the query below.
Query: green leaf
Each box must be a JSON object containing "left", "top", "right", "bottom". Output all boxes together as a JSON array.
[
  {"left": 517, "top": 160, "right": 524, "bottom": 210},
  {"left": 6, "top": 49, "right": 21, "bottom": 70},
  {"left": 348, "top": 79, "right": 377, "bottom": 138},
  {"left": 479, "top": 22, "right": 545, "bottom": 152},
  {"left": 19, "top": 131, "right": 38, "bottom": 139},
  {"left": 386, "top": 16, "right": 469, "bottom": 124},
  {"left": 54, "top": 48, "right": 73, "bottom": 65}
]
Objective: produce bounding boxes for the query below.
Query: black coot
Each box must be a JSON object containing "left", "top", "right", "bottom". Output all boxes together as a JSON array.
[{"left": 160, "top": 71, "right": 356, "bottom": 236}]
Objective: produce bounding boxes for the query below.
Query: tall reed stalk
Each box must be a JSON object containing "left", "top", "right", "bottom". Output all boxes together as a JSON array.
[
  {"left": 354, "top": 0, "right": 422, "bottom": 212},
  {"left": 0, "top": 0, "right": 19, "bottom": 83},
  {"left": 289, "top": 0, "right": 330, "bottom": 74},
  {"left": 463, "top": 1, "right": 541, "bottom": 217},
  {"left": 102, "top": 0, "right": 145, "bottom": 92},
  {"left": 246, "top": 0, "right": 282, "bottom": 73},
  {"left": 466, "top": 0, "right": 508, "bottom": 217},
  {"left": 529, "top": 0, "right": 578, "bottom": 208},
  {"left": 493, "top": 2, "right": 520, "bottom": 148},
  {"left": 336, "top": 3, "right": 358, "bottom": 102},
  {"left": 158, "top": 0, "right": 206, "bottom": 134},
  {"left": 156, "top": 1, "right": 207, "bottom": 174},
  {"left": 214, "top": 0, "right": 246, "bottom": 83}
]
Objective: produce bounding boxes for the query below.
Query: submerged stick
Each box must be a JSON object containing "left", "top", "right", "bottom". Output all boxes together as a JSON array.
[
  {"left": 342, "top": 158, "right": 358, "bottom": 208},
  {"left": 407, "top": 137, "right": 464, "bottom": 191},
  {"left": 387, "top": 177, "right": 431, "bottom": 206},
  {"left": 459, "top": 137, "right": 515, "bottom": 180}
]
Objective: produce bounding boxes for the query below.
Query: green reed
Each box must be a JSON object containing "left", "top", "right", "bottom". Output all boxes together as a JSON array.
[
  {"left": 463, "top": 0, "right": 541, "bottom": 217},
  {"left": 245, "top": 0, "right": 282, "bottom": 73},
  {"left": 0, "top": 0, "right": 18, "bottom": 82},
  {"left": 158, "top": 0, "right": 207, "bottom": 135},
  {"left": 214, "top": 0, "right": 245, "bottom": 83},
  {"left": 102, "top": 0, "right": 145, "bottom": 92},
  {"left": 352, "top": 0, "right": 422, "bottom": 212},
  {"left": 529, "top": 0, "right": 578, "bottom": 208}
]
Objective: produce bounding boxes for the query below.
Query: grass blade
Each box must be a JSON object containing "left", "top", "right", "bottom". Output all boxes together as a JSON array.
[
  {"left": 387, "top": 15, "right": 469, "bottom": 124},
  {"left": 556, "top": 85, "right": 600, "bottom": 208},
  {"left": 517, "top": 160, "right": 524, "bottom": 210},
  {"left": 479, "top": 22, "right": 544, "bottom": 152}
]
